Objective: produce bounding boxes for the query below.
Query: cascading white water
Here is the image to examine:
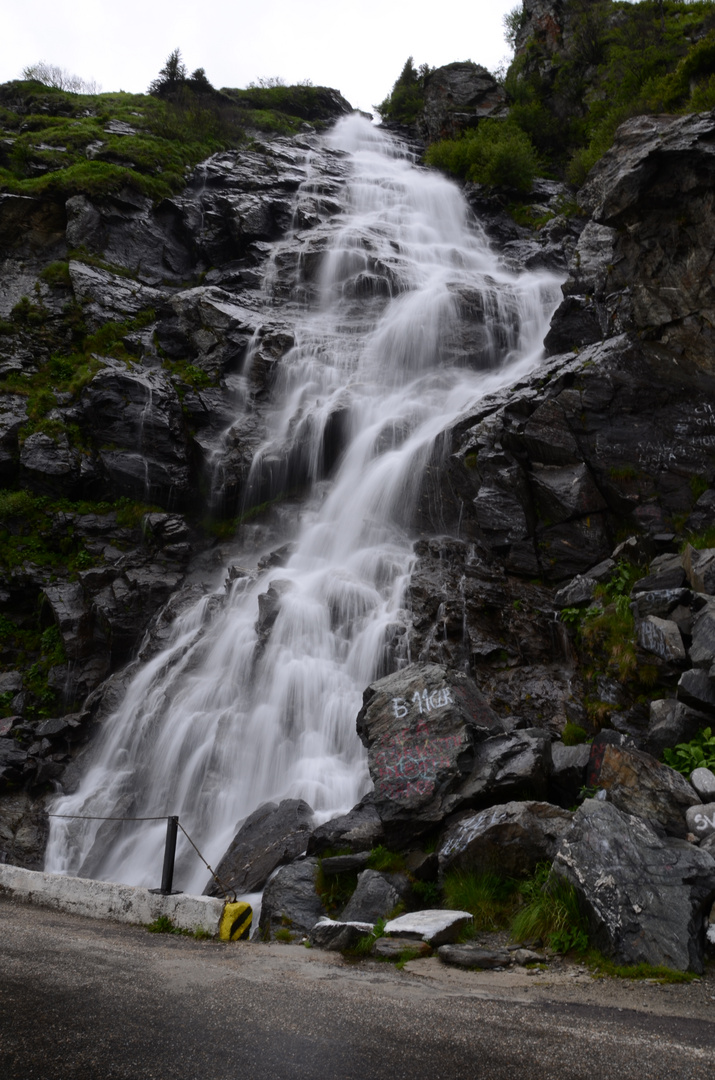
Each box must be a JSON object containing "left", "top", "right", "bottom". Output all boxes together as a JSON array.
[{"left": 46, "top": 115, "right": 563, "bottom": 893}]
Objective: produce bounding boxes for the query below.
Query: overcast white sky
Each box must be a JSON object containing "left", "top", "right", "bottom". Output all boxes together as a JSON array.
[{"left": 3, "top": 1, "right": 520, "bottom": 114}]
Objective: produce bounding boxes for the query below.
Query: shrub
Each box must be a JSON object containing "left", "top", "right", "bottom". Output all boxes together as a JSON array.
[
  {"left": 425, "top": 120, "right": 540, "bottom": 193},
  {"left": 562, "top": 722, "right": 588, "bottom": 746},
  {"left": 663, "top": 726, "right": 715, "bottom": 775},
  {"left": 366, "top": 845, "right": 406, "bottom": 873},
  {"left": 22, "top": 61, "right": 100, "bottom": 95}
]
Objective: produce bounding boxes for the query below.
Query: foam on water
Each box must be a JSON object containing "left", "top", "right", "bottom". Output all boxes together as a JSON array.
[{"left": 46, "top": 115, "right": 562, "bottom": 892}]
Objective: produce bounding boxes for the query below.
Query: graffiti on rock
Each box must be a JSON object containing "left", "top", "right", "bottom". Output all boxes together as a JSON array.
[
  {"left": 391, "top": 686, "right": 454, "bottom": 719},
  {"left": 375, "top": 685, "right": 462, "bottom": 802}
]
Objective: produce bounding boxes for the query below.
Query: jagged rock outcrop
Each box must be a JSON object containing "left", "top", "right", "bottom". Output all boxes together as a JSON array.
[
  {"left": 547, "top": 111, "right": 715, "bottom": 366},
  {"left": 553, "top": 800, "right": 715, "bottom": 973},
  {"left": 419, "top": 63, "right": 507, "bottom": 142},
  {"left": 438, "top": 800, "right": 573, "bottom": 878},
  {"left": 206, "top": 798, "right": 315, "bottom": 897}
]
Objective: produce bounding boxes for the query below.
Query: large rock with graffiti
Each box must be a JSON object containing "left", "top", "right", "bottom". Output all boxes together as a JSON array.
[{"left": 356, "top": 663, "right": 503, "bottom": 831}]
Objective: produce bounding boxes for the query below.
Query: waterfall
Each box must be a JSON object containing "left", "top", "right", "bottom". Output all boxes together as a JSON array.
[{"left": 45, "top": 115, "right": 563, "bottom": 893}]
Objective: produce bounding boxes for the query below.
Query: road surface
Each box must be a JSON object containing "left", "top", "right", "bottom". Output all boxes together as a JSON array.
[{"left": 1, "top": 898, "right": 714, "bottom": 1079}]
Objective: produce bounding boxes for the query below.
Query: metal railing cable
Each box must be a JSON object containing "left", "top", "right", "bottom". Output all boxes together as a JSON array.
[
  {"left": 176, "top": 820, "right": 236, "bottom": 902},
  {"left": 46, "top": 811, "right": 237, "bottom": 902},
  {"left": 48, "top": 814, "right": 169, "bottom": 821}
]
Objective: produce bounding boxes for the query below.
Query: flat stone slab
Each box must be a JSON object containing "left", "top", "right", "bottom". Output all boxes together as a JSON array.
[
  {"left": 438, "top": 944, "right": 512, "bottom": 969},
  {"left": 383, "top": 909, "right": 473, "bottom": 946},
  {"left": 373, "top": 937, "right": 432, "bottom": 959},
  {"left": 320, "top": 852, "right": 371, "bottom": 874},
  {"left": 309, "top": 917, "right": 374, "bottom": 951}
]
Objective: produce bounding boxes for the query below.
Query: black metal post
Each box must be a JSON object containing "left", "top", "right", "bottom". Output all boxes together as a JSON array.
[{"left": 158, "top": 815, "right": 178, "bottom": 895}]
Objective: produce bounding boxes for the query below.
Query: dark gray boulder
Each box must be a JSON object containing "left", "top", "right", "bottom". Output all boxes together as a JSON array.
[
  {"left": 0, "top": 791, "right": 50, "bottom": 869},
  {"left": 373, "top": 937, "right": 432, "bottom": 959},
  {"left": 459, "top": 729, "right": 553, "bottom": 805},
  {"left": 438, "top": 801, "right": 572, "bottom": 878},
  {"left": 631, "top": 589, "right": 691, "bottom": 620},
  {"left": 549, "top": 742, "right": 590, "bottom": 807},
  {"left": 553, "top": 800, "right": 715, "bottom": 973},
  {"left": 636, "top": 616, "right": 686, "bottom": 665},
  {"left": 690, "top": 768, "right": 715, "bottom": 802},
  {"left": 553, "top": 575, "right": 595, "bottom": 609},
  {"left": 644, "top": 699, "right": 708, "bottom": 759},
  {"left": 682, "top": 546, "right": 715, "bottom": 595},
  {"left": 677, "top": 669, "right": 715, "bottom": 715},
  {"left": 258, "top": 857, "right": 326, "bottom": 939},
  {"left": 319, "top": 852, "right": 371, "bottom": 874},
  {"left": 339, "top": 869, "right": 413, "bottom": 923},
  {"left": 307, "top": 796, "right": 385, "bottom": 855},
  {"left": 589, "top": 741, "right": 699, "bottom": 838},
  {"left": 206, "top": 798, "right": 314, "bottom": 897},
  {"left": 688, "top": 601, "right": 715, "bottom": 670},
  {"left": 356, "top": 663, "right": 502, "bottom": 828}
]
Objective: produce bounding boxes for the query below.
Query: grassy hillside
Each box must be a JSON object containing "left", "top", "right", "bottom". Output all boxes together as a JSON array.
[{"left": 0, "top": 77, "right": 349, "bottom": 204}]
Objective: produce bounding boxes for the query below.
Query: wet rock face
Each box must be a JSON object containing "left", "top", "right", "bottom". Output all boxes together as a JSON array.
[
  {"left": 0, "top": 791, "right": 50, "bottom": 869},
  {"left": 550, "top": 111, "right": 715, "bottom": 367},
  {"left": 206, "top": 798, "right": 314, "bottom": 897},
  {"left": 356, "top": 663, "right": 503, "bottom": 828},
  {"left": 438, "top": 337, "right": 715, "bottom": 583}
]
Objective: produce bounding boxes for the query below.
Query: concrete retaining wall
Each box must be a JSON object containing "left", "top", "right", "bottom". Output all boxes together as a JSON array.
[{"left": 0, "top": 864, "right": 226, "bottom": 934}]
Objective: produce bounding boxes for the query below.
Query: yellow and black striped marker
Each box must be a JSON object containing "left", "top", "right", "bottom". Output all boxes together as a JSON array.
[{"left": 219, "top": 902, "right": 252, "bottom": 941}]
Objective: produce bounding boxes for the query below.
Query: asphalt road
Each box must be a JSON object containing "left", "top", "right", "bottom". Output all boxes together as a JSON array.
[{"left": 2, "top": 898, "right": 714, "bottom": 1080}]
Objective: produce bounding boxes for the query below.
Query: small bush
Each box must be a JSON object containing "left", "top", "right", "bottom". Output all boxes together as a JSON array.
[
  {"left": 663, "top": 726, "right": 715, "bottom": 776},
  {"left": 315, "top": 860, "right": 358, "bottom": 916},
  {"left": 562, "top": 722, "right": 588, "bottom": 747},
  {"left": 146, "top": 914, "right": 178, "bottom": 934},
  {"left": 511, "top": 863, "right": 589, "bottom": 955},
  {"left": 39, "top": 261, "right": 72, "bottom": 289},
  {"left": 426, "top": 120, "right": 540, "bottom": 193},
  {"left": 367, "top": 845, "right": 406, "bottom": 873}
]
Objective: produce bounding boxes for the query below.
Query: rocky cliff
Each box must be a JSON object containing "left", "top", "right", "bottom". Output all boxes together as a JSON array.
[{"left": 1, "top": 56, "right": 715, "bottom": 969}]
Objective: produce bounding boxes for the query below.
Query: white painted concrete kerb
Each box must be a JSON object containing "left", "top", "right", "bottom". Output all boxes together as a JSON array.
[{"left": 0, "top": 864, "right": 225, "bottom": 934}]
